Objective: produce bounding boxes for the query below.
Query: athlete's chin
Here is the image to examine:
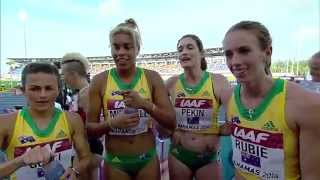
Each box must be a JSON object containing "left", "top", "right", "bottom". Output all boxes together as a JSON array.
[
  {"left": 116, "top": 63, "right": 133, "bottom": 71},
  {"left": 32, "top": 104, "right": 53, "bottom": 112},
  {"left": 235, "top": 76, "right": 250, "bottom": 84},
  {"left": 180, "top": 63, "right": 194, "bottom": 70}
]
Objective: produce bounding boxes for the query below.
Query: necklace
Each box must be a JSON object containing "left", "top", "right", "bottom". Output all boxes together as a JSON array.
[{"left": 248, "top": 108, "right": 255, "bottom": 120}]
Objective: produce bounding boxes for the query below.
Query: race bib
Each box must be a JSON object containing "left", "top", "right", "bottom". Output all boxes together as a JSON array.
[
  {"left": 13, "top": 139, "right": 73, "bottom": 179},
  {"left": 175, "top": 98, "right": 213, "bottom": 131},
  {"left": 107, "top": 99, "right": 149, "bottom": 135},
  {"left": 231, "top": 124, "right": 284, "bottom": 179}
]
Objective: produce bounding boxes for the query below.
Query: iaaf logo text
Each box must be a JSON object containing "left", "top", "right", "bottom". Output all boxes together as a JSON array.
[
  {"left": 14, "top": 140, "right": 71, "bottom": 157},
  {"left": 179, "top": 99, "right": 207, "bottom": 108},
  {"left": 26, "top": 141, "right": 64, "bottom": 154},
  {"left": 114, "top": 100, "right": 125, "bottom": 109},
  {"left": 233, "top": 126, "right": 270, "bottom": 143}
]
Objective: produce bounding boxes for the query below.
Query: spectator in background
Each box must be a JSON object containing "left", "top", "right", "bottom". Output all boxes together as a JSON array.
[
  {"left": 61, "top": 52, "right": 103, "bottom": 179},
  {"left": 299, "top": 51, "right": 320, "bottom": 93}
]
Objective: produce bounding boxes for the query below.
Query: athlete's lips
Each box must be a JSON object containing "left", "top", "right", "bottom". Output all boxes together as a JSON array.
[
  {"left": 180, "top": 57, "right": 191, "bottom": 62},
  {"left": 232, "top": 68, "right": 247, "bottom": 78},
  {"left": 116, "top": 58, "right": 130, "bottom": 66},
  {"left": 36, "top": 101, "right": 49, "bottom": 104}
]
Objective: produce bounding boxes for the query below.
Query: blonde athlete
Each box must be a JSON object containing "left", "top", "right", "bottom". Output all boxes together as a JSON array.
[{"left": 87, "top": 18, "right": 176, "bottom": 180}]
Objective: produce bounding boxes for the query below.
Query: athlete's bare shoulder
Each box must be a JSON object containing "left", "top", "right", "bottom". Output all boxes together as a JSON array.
[
  {"left": 0, "top": 112, "right": 19, "bottom": 148},
  {"left": 91, "top": 70, "right": 108, "bottom": 86},
  {"left": 165, "top": 75, "right": 179, "bottom": 94},
  {"left": 286, "top": 81, "right": 320, "bottom": 179},
  {"left": 90, "top": 70, "right": 109, "bottom": 96},
  {"left": 210, "top": 73, "right": 232, "bottom": 102},
  {"left": 144, "top": 68, "right": 166, "bottom": 81},
  {"left": 64, "top": 111, "right": 84, "bottom": 135},
  {"left": 286, "top": 81, "right": 320, "bottom": 129}
]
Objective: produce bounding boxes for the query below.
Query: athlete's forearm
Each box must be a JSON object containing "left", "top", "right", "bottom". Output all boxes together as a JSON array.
[
  {"left": 143, "top": 101, "right": 176, "bottom": 131},
  {"left": 75, "top": 154, "right": 91, "bottom": 179},
  {"left": 0, "top": 155, "right": 24, "bottom": 178},
  {"left": 86, "top": 121, "right": 109, "bottom": 138}
]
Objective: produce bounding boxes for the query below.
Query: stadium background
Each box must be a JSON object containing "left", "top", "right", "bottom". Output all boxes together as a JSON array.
[{"left": 0, "top": 47, "right": 232, "bottom": 92}]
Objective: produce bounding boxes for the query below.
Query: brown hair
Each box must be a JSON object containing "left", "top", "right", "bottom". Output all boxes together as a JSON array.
[
  {"left": 177, "top": 34, "right": 207, "bottom": 70},
  {"left": 21, "top": 63, "right": 61, "bottom": 90}
]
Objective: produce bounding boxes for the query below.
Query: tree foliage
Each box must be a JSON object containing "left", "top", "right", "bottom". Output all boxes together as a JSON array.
[{"left": 271, "top": 59, "right": 309, "bottom": 76}]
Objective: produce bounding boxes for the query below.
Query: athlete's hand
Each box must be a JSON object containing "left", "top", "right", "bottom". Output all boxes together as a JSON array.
[
  {"left": 109, "top": 112, "right": 140, "bottom": 129},
  {"left": 20, "top": 146, "right": 52, "bottom": 167},
  {"left": 219, "top": 121, "right": 232, "bottom": 135},
  {"left": 60, "top": 167, "right": 77, "bottom": 180},
  {"left": 172, "top": 131, "right": 182, "bottom": 145},
  {"left": 119, "top": 90, "right": 146, "bottom": 109}
]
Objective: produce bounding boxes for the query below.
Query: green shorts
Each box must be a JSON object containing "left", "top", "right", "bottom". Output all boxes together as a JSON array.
[
  {"left": 170, "top": 144, "right": 217, "bottom": 172},
  {"left": 105, "top": 148, "right": 157, "bottom": 176}
]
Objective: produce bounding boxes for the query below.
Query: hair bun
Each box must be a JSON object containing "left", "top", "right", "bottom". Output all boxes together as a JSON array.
[{"left": 124, "top": 18, "right": 137, "bottom": 29}]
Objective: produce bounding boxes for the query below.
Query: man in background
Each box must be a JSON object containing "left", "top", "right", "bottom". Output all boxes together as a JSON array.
[{"left": 299, "top": 51, "right": 320, "bottom": 93}]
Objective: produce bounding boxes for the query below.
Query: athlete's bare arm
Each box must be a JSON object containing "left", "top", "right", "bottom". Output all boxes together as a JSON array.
[
  {"left": 286, "top": 82, "right": 320, "bottom": 179},
  {"left": 0, "top": 113, "right": 20, "bottom": 178},
  {"left": 0, "top": 113, "right": 53, "bottom": 178},
  {"left": 165, "top": 75, "right": 179, "bottom": 98},
  {"left": 211, "top": 73, "right": 233, "bottom": 135},
  {"left": 86, "top": 71, "right": 109, "bottom": 137},
  {"left": 65, "top": 112, "right": 91, "bottom": 179},
  {"left": 211, "top": 73, "right": 231, "bottom": 104},
  {"left": 145, "top": 70, "right": 176, "bottom": 131}
]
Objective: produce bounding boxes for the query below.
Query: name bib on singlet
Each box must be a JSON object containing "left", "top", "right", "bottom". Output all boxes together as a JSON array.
[
  {"left": 175, "top": 98, "right": 213, "bottom": 131},
  {"left": 14, "top": 139, "right": 73, "bottom": 179},
  {"left": 107, "top": 99, "right": 149, "bottom": 135},
  {"left": 231, "top": 124, "right": 285, "bottom": 179}
]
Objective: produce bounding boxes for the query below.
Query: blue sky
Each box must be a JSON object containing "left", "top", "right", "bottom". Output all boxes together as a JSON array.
[{"left": 1, "top": 0, "right": 319, "bottom": 76}]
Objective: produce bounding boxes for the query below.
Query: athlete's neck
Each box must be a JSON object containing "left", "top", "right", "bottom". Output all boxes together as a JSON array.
[
  {"left": 116, "top": 66, "right": 137, "bottom": 83},
  {"left": 241, "top": 76, "right": 273, "bottom": 98},
  {"left": 184, "top": 67, "right": 203, "bottom": 85},
  {"left": 27, "top": 106, "right": 56, "bottom": 128}
]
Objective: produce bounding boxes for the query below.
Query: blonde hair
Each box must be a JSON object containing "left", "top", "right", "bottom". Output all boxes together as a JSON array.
[
  {"left": 61, "top": 52, "right": 90, "bottom": 77},
  {"left": 109, "top": 18, "right": 141, "bottom": 51}
]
